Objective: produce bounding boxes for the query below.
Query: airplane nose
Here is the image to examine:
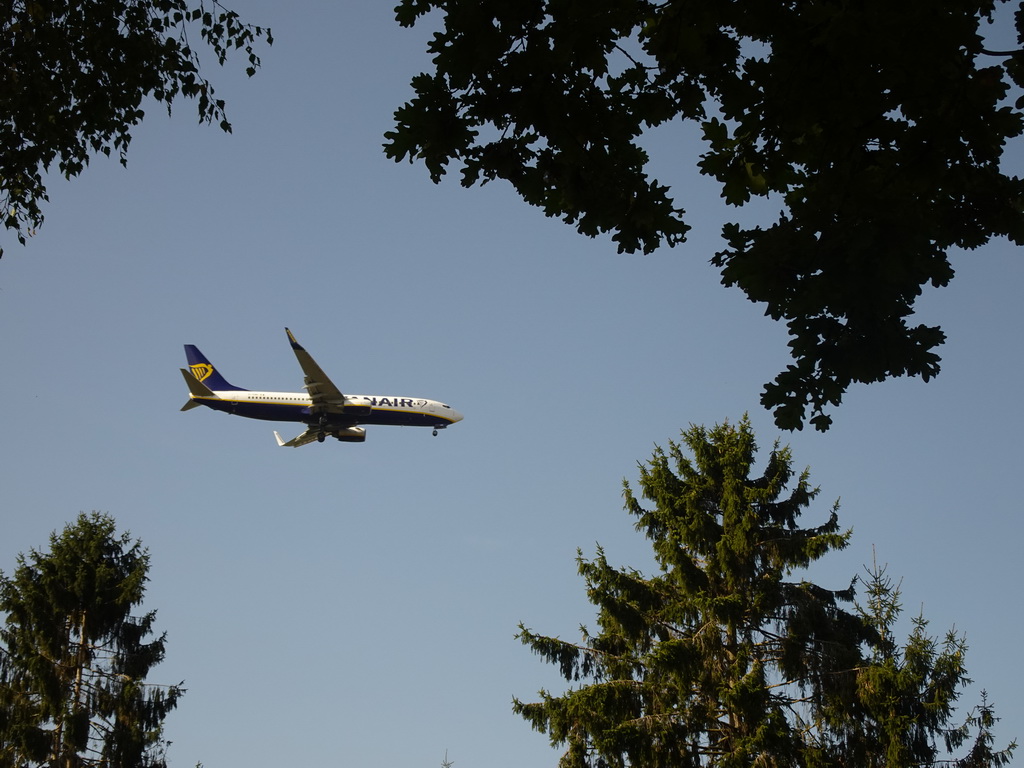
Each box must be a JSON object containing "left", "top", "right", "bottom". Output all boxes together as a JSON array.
[{"left": 450, "top": 408, "right": 464, "bottom": 424}]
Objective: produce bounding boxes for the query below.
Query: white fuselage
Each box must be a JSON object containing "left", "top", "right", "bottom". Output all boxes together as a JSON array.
[{"left": 194, "top": 389, "right": 463, "bottom": 429}]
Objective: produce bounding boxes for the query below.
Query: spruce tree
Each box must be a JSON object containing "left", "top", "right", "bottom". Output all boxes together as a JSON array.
[
  {"left": 514, "top": 418, "right": 1014, "bottom": 767},
  {"left": 0, "top": 513, "right": 182, "bottom": 768},
  {"left": 850, "top": 562, "right": 1016, "bottom": 768}
]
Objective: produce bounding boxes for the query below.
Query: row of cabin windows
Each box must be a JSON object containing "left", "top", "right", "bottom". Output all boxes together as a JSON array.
[{"left": 242, "top": 395, "right": 442, "bottom": 409}]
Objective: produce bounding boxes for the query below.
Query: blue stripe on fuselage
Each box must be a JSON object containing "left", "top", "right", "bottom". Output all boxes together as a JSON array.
[
  {"left": 192, "top": 397, "right": 458, "bottom": 428},
  {"left": 197, "top": 398, "right": 309, "bottom": 422}
]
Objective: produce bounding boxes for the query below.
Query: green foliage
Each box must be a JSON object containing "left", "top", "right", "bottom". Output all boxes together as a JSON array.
[
  {"left": 513, "top": 418, "right": 1015, "bottom": 767},
  {"left": 851, "top": 562, "right": 1017, "bottom": 768},
  {"left": 386, "top": 0, "right": 1024, "bottom": 431},
  {"left": 0, "top": 0, "right": 272, "bottom": 254},
  {"left": 0, "top": 512, "right": 182, "bottom": 768}
]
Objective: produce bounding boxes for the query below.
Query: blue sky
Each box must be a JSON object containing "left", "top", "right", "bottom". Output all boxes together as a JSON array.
[{"left": 1, "top": 3, "right": 1021, "bottom": 766}]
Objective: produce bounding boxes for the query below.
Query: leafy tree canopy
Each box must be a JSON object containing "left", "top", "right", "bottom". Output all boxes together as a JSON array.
[
  {"left": 1, "top": 0, "right": 272, "bottom": 254},
  {"left": 0, "top": 512, "right": 182, "bottom": 768},
  {"left": 386, "top": 0, "right": 1024, "bottom": 431},
  {"left": 513, "top": 418, "right": 1015, "bottom": 767}
]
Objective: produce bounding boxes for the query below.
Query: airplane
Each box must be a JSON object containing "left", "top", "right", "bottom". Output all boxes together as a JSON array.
[{"left": 180, "top": 328, "right": 463, "bottom": 446}]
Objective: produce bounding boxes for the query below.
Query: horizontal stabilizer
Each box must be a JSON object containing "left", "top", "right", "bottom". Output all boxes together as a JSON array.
[
  {"left": 180, "top": 368, "right": 217, "bottom": 412},
  {"left": 181, "top": 368, "right": 216, "bottom": 397}
]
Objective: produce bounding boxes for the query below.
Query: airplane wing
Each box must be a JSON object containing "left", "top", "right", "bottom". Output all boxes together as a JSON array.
[
  {"left": 285, "top": 327, "right": 347, "bottom": 415},
  {"left": 274, "top": 429, "right": 321, "bottom": 448}
]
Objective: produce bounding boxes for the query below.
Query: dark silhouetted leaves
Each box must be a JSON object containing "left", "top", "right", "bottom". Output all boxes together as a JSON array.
[
  {"left": 387, "top": 0, "right": 1024, "bottom": 430},
  {"left": 0, "top": 0, "right": 272, "bottom": 254}
]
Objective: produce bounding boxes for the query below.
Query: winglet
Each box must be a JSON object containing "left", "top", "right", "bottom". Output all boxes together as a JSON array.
[
  {"left": 285, "top": 327, "right": 302, "bottom": 351},
  {"left": 273, "top": 428, "right": 321, "bottom": 448}
]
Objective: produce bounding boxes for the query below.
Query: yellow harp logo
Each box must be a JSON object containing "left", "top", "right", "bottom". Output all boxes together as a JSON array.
[{"left": 190, "top": 363, "right": 214, "bottom": 382}]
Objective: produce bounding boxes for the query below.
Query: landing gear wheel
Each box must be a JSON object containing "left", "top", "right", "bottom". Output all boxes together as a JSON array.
[
  {"left": 432, "top": 429, "right": 438, "bottom": 437},
  {"left": 317, "top": 431, "right": 326, "bottom": 443}
]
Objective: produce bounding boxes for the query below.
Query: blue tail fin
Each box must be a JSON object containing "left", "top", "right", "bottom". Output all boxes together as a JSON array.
[{"left": 184, "top": 345, "right": 246, "bottom": 391}]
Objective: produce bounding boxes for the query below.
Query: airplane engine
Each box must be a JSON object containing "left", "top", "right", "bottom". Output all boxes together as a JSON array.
[{"left": 332, "top": 426, "right": 367, "bottom": 443}]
